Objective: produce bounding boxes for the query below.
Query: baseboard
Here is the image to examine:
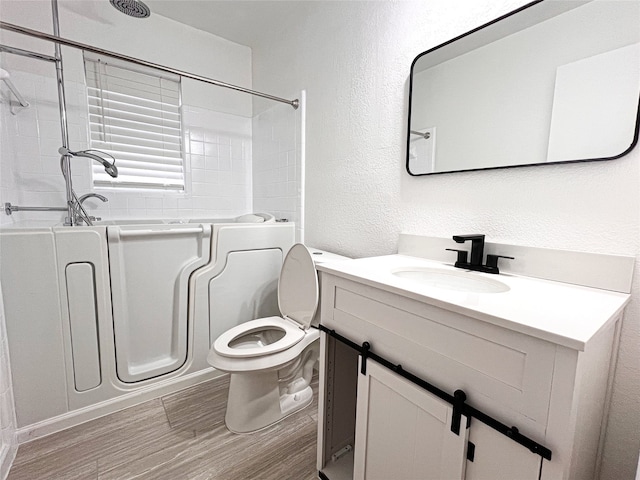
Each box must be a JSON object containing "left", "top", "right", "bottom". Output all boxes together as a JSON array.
[
  {"left": 0, "top": 442, "right": 17, "bottom": 480},
  {"left": 16, "top": 368, "right": 224, "bottom": 444}
]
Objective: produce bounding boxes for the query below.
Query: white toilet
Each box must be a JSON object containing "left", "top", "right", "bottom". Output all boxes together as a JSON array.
[{"left": 207, "top": 243, "right": 348, "bottom": 433}]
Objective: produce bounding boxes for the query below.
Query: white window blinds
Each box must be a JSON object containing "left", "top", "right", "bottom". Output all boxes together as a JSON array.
[{"left": 84, "top": 55, "right": 185, "bottom": 190}]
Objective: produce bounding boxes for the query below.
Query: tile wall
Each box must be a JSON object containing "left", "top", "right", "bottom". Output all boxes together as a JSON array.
[
  {"left": 183, "top": 106, "right": 252, "bottom": 219},
  {"left": 0, "top": 70, "right": 255, "bottom": 226},
  {"left": 252, "top": 100, "right": 304, "bottom": 241}
]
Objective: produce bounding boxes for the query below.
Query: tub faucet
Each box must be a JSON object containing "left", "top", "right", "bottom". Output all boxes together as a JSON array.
[
  {"left": 74, "top": 193, "right": 108, "bottom": 225},
  {"left": 79, "top": 193, "right": 108, "bottom": 205}
]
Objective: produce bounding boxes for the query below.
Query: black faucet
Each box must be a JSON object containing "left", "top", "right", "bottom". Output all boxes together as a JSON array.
[
  {"left": 446, "top": 234, "right": 513, "bottom": 274},
  {"left": 453, "top": 234, "right": 485, "bottom": 265}
]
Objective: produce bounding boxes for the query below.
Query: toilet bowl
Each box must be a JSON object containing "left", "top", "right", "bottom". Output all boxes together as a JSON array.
[{"left": 207, "top": 243, "right": 349, "bottom": 433}]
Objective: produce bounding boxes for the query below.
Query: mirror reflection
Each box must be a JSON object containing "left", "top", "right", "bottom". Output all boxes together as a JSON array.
[{"left": 407, "top": 0, "right": 640, "bottom": 175}]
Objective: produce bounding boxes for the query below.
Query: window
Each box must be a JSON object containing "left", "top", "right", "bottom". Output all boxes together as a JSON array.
[{"left": 84, "top": 54, "right": 185, "bottom": 190}]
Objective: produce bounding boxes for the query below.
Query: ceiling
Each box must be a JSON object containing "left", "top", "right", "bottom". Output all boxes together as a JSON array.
[{"left": 145, "top": 0, "right": 316, "bottom": 48}]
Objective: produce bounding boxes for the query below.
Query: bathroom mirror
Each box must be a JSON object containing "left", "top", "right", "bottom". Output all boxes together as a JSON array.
[{"left": 407, "top": 0, "right": 640, "bottom": 175}]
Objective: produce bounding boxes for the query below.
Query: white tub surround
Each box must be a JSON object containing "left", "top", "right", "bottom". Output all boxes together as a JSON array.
[
  {"left": 316, "top": 234, "right": 633, "bottom": 480},
  {"left": 0, "top": 220, "right": 294, "bottom": 442},
  {"left": 0, "top": 287, "right": 17, "bottom": 480}
]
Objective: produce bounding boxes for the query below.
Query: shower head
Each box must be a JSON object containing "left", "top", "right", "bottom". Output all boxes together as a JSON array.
[
  {"left": 59, "top": 147, "right": 119, "bottom": 178},
  {"left": 101, "top": 160, "right": 119, "bottom": 178},
  {"left": 110, "top": 0, "right": 151, "bottom": 18}
]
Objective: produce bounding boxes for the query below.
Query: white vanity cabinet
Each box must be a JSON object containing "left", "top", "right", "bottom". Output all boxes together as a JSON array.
[
  {"left": 353, "top": 360, "right": 469, "bottom": 480},
  {"left": 465, "top": 420, "right": 541, "bottom": 480},
  {"left": 316, "top": 246, "right": 632, "bottom": 480}
]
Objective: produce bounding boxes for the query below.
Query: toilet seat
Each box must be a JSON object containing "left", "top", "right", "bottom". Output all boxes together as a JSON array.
[
  {"left": 213, "top": 316, "right": 305, "bottom": 358},
  {"left": 208, "top": 327, "right": 319, "bottom": 373},
  {"left": 213, "top": 244, "right": 319, "bottom": 359}
]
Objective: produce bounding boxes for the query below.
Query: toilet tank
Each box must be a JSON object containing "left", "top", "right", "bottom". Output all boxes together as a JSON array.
[{"left": 308, "top": 248, "right": 351, "bottom": 327}]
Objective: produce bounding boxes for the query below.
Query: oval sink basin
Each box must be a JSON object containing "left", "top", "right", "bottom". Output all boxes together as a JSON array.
[{"left": 391, "top": 267, "right": 510, "bottom": 293}]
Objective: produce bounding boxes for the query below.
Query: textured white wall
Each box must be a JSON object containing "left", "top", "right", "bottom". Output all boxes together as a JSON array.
[{"left": 251, "top": 1, "right": 640, "bottom": 477}]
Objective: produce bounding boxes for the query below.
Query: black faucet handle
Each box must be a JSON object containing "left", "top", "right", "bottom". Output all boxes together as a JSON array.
[
  {"left": 446, "top": 248, "right": 468, "bottom": 266},
  {"left": 485, "top": 254, "right": 514, "bottom": 273}
]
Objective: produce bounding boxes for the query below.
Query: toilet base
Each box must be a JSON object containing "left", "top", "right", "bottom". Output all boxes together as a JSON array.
[
  {"left": 280, "top": 385, "right": 313, "bottom": 417},
  {"left": 224, "top": 370, "right": 314, "bottom": 434},
  {"left": 212, "top": 331, "right": 320, "bottom": 434}
]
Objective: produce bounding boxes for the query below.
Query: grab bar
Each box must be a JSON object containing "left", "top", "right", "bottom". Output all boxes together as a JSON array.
[
  {"left": 5, "top": 202, "right": 66, "bottom": 215},
  {"left": 5, "top": 202, "right": 98, "bottom": 224},
  {"left": 118, "top": 227, "right": 205, "bottom": 237}
]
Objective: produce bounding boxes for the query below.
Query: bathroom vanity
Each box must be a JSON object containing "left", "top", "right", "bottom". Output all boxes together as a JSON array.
[{"left": 316, "top": 235, "right": 633, "bottom": 480}]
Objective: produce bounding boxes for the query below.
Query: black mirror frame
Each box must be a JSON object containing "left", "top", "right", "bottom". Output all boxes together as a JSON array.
[{"left": 406, "top": 0, "right": 640, "bottom": 177}]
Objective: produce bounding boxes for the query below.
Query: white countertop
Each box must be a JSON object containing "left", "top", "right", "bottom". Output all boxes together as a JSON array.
[{"left": 317, "top": 254, "right": 631, "bottom": 351}]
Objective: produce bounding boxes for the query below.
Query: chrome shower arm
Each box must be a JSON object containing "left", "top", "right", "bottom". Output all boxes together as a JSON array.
[{"left": 58, "top": 147, "right": 118, "bottom": 178}]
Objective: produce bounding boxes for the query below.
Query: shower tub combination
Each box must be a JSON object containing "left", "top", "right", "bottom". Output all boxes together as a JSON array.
[{"left": 0, "top": 215, "right": 294, "bottom": 441}]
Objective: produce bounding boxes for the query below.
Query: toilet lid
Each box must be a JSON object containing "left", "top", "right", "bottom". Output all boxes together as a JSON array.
[{"left": 278, "top": 244, "right": 319, "bottom": 330}]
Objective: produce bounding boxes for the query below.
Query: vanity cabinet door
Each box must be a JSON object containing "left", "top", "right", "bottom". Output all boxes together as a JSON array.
[
  {"left": 353, "top": 360, "right": 468, "bottom": 480},
  {"left": 466, "top": 421, "right": 541, "bottom": 480}
]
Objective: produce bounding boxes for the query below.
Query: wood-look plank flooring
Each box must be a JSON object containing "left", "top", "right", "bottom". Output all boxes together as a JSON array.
[{"left": 8, "top": 374, "right": 319, "bottom": 480}]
